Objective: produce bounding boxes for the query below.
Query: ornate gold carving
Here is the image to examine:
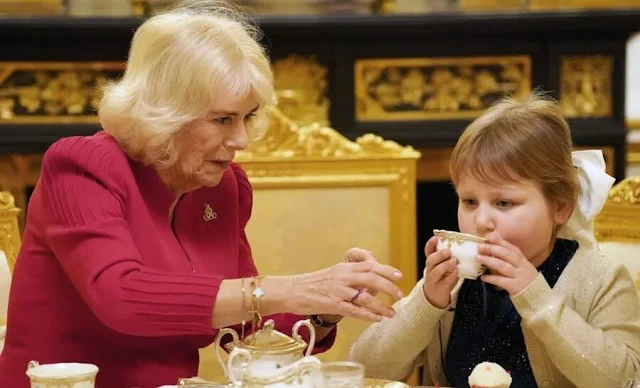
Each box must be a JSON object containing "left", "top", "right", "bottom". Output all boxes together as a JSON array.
[
  {"left": 237, "top": 107, "right": 419, "bottom": 161},
  {"left": 0, "top": 191, "right": 21, "bottom": 272},
  {"left": 530, "top": 0, "right": 640, "bottom": 10},
  {"left": 595, "top": 177, "right": 640, "bottom": 242},
  {"left": 0, "top": 62, "right": 124, "bottom": 123},
  {"left": 607, "top": 177, "right": 640, "bottom": 204},
  {"left": 560, "top": 55, "right": 613, "bottom": 118},
  {"left": 372, "top": 0, "right": 397, "bottom": 13},
  {"left": 0, "top": 154, "right": 42, "bottom": 231},
  {"left": 354, "top": 55, "right": 531, "bottom": 121},
  {"left": 0, "top": 0, "right": 63, "bottom": 15},
  {"left": 130, "top": 0, "right": 150, "bottom": 16},
  {"left": 272, "top": 55, "right": 330, "bottom": 127}
]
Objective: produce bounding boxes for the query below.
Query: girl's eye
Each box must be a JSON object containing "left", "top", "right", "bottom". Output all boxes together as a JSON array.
[
  {"left": 496, "top": 200, "right": 512, "bottom": 208},
  {"left": 244, "top": 113, "right": 256, "bottom": 121},
  {"left": 461, "top": 199, "right": 477, "bottom": 207}
]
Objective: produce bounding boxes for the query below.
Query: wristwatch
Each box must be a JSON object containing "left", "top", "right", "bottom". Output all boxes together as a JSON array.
[{"left": 309, "top": 314, "right": 341, "bottom": 328}]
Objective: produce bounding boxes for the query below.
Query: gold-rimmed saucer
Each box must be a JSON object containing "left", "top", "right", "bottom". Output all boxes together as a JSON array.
[{"left": 365, "top": 378, "right": 412, "bottom": 387}]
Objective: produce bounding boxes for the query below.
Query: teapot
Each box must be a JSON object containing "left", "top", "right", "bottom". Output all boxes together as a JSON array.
[{"left": 214, "top": 318, "right": 315, "bottom": 381}]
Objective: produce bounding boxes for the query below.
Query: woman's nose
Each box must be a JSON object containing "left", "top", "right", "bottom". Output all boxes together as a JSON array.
[{"left": 226, "top": 123, "right": 249, "bottom": 151}]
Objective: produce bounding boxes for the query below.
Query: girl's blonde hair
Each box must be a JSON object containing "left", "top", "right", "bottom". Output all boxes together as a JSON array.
[
  {"left": 449, "top": 92, "right": 580, "bottom": 210},
  {"left": 98, "top": 0, "right": 275, "bottom": 169}
]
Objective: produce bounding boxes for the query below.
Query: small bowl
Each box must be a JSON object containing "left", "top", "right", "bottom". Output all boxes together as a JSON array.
[{"left": 433, "top": 229, "right": 487, "bottom": 280}]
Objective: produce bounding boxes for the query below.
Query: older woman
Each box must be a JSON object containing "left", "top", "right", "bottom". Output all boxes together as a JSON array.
[{"left": 0, "top": 1, "right": 403, "bottom": 387}]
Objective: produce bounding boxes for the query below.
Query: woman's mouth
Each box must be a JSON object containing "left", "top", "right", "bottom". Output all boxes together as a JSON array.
[{"left": 209, "top": 160, "right": 230, "bottom": 169}]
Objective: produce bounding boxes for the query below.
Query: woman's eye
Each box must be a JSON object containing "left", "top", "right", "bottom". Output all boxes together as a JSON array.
[
  {"left": 244, "top": 113, "right": 256, "bottom": 121},
  {"left": 215, "top": 117, "right": 232, "bottom": 125}
]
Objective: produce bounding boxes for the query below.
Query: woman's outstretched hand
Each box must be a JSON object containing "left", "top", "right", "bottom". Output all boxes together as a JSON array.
[{"left": 288, "top": 253, "right": 403, "bottom": 322}]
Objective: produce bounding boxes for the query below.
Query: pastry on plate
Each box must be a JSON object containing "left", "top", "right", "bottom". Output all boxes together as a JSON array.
[{"left": 468, "top": 361, "right": 512, "bottom": 388}]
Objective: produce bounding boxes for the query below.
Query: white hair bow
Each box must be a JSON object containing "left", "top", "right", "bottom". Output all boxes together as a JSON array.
[{"left": 557, "top": 150, "right": 616, "bottom": 249}]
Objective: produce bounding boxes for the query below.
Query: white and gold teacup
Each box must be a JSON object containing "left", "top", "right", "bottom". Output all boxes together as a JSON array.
[
  {"left": 26, "top": 360, "right": 98, "bottom": 388},
  {"left": 433, "top": 229, "right": 487, "bottom": 280}
]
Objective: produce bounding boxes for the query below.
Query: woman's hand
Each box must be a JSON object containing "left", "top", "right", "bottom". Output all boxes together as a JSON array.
[
  {"left": 423, "top": 236, "right": 459, "bottom": 309},
  {"left": 289, "top": 258, "right": 403, "bottom": 322},
  {"left": 319, "top": 247, "right": 382, "bottom": 324},
  {"left": 476, "top": 235, "right": 539, "bottom": 295}
]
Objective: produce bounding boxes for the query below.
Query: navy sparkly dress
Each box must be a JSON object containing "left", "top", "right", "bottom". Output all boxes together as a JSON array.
[{"left": 445, "top": 238, "right": 578, "bottom": 388}]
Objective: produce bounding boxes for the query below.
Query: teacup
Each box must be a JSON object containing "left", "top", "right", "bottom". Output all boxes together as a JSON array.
[
  {"left": 433, "top": 229, "right": 487, "bottom": 280},
  {"left": 26, "top": 360, "right": 98, "bottom": 388}
]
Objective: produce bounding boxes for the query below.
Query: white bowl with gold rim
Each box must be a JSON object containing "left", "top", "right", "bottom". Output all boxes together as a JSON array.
[{"left": 433, "top": 229, "right": 487, "bottom": 280}]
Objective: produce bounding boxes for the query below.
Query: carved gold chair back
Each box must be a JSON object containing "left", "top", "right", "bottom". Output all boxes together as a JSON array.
[
  {"left": 0, "top": 191, "right": 20, "bottom": 341},
  {"left": 0, "top": 191, "right": 21, "bottom": 273},
  {"left": 196, "top": 107, "right": 420, "bottom": 383},
  {"left": 594, "top": 177, "right": 640, "bottom": 296}
]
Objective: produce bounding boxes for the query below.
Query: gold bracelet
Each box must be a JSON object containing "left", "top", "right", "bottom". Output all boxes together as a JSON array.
[
  {"left": 240, "top": 278, "right": 247, "bottom": 340},
  {"left": 249, "top": 276, "right": 265, "bottom": 342}
]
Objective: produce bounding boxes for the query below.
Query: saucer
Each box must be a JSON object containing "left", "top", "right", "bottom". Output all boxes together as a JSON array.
[{"left": 365, "top": 378, "right": 411, "bottom": 387}]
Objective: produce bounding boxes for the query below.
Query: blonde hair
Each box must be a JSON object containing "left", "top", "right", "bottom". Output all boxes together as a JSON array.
[
  {"left": 449, "top": 92, "right": 580, "bottom": 210},
  {"left": 98, "top": 0, "right": 275, "bottom": 168}
]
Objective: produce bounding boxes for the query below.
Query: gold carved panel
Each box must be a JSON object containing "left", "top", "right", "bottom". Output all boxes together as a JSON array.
[
  {"left": 354, "top": 55, "right": 531, "bottom": 121},
  {"left": 0, "top": 191, "right": 21, "bottom": 272},
  {"left": 560, "top": 55, "right": 613, "bottom": 118},
  {"left": 0, "top": 62, "right": 124, "bottom": 124},
  {"left": 272, "top": 55, "right": 330, "bottom": 127},
  {"left": 0, "top": 154, "right": 43, "bottom": 231}
]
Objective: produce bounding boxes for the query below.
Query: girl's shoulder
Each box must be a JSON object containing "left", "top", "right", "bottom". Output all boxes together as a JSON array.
[{"left": 560, "top": 245, "right": 634, "bottom": 292}]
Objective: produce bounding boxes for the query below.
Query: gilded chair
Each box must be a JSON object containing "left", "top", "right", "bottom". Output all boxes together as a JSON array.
[
  {"left": 594, "top": 177, "right": 640, "bottom": 296},
  {"left": 196, "top": 108, "right": 420, "bottom": 383},
  {"left": 0, "top": 191, "right": 21, "bottom": 353}
]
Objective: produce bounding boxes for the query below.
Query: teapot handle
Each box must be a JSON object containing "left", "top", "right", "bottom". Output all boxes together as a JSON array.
[
  {"left": 27, "top": 360, "right": 39, "bottom": 370},
  {"left": 226, "top": 348, "right": 252, "bottom": 385},
  {"left": 292, "top": 319, "right": 315, "bottom": 357},
  {"left": 214, "top": 328, "right": 239, "bottom": 380}
]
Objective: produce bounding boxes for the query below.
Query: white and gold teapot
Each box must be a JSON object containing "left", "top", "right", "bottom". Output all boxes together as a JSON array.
[{"left": 214, "top": 318, "right": 315, "bottom": 382}]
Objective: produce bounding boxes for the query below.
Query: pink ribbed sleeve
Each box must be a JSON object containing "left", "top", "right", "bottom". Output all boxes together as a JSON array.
[{"left": 40, "top": 137, "right": 221, "bottom": 337}]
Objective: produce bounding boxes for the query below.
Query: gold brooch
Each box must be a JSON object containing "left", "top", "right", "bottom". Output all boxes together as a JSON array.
[{"left": 203, "top": 203, "right": 217, "bottom": 221}]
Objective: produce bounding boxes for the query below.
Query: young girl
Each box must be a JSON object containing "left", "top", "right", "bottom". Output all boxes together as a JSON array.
[{"left": 349, "top": 93, "right": 640, "bottom": 388}]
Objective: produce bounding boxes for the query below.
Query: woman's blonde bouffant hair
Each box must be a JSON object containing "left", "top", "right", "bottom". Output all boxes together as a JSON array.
[
  {"left": 449, "top": 92, "right": 581, "bottom": 210},
  {"left": 98, "top": 0, "right": 275, "bottom": 169}
]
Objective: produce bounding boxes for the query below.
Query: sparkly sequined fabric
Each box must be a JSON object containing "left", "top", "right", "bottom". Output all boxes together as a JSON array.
[
  {"left": 445, "top": 239, "right": 578, "bottom": 388},
  {"left": 349, "top": 245, "right": 640, "bottom": 388}
]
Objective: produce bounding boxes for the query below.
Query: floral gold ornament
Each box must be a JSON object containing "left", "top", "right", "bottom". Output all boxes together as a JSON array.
[
  {"left": 560, "top": 55, "right": 613, "bottom": 118},
  {"left": 272, "top": 55, "right": 330, "bottom": 127},
  {"left": 0, "top": 62, "right": 124, "bottom": 123},
  {"left": 354, "top": 55, "right": 531, "bottom": 121}
]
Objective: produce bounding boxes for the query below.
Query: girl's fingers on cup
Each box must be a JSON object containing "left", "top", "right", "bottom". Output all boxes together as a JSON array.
[
  {"left": 424, "top": 236, "right": 440, "bottom": 256},
  {"left": 426, "top": 248, "right": 452, "bottom": 274},
  {"left": 429, "top": 257, "right": 456, "bottom": 282}
]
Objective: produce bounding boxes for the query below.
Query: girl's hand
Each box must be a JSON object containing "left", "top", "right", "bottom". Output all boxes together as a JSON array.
[
  {"left": 423, "top": 236, "right": 459, "bottom": 309},
  {"left": 476, "top": 235, "right": 539, "bottom": 295}
]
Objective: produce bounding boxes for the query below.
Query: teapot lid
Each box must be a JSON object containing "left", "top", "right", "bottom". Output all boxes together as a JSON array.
[{"left": 224, "top": 319, "right": 307, "bottom": 355}]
